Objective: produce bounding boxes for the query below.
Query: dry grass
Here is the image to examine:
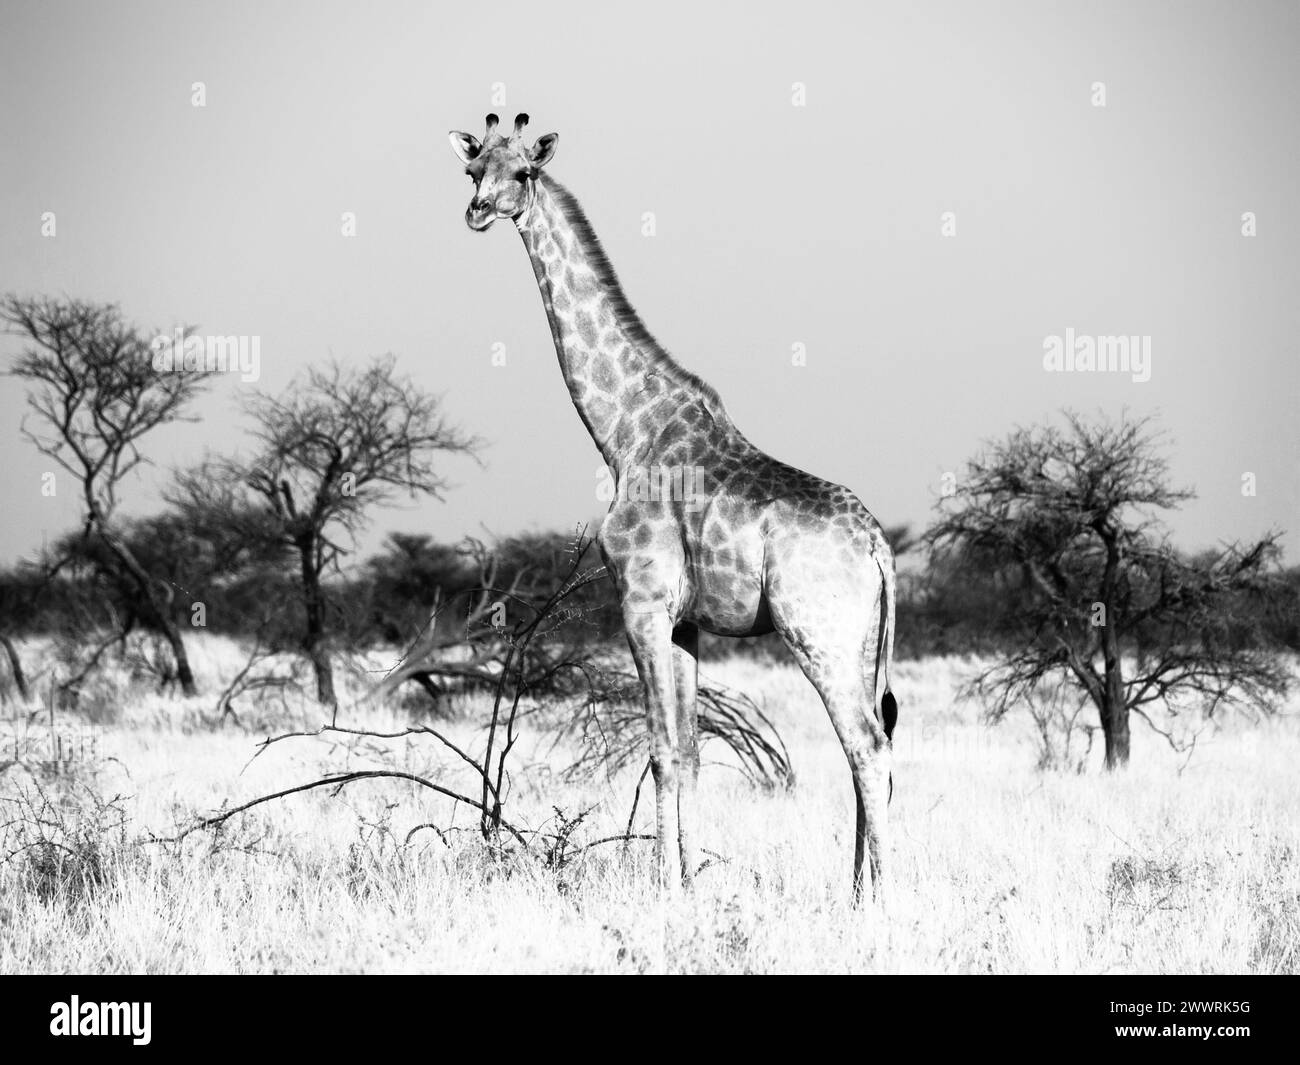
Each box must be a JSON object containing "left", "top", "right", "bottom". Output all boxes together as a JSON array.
[{"left": 1, "top": 634, "right": 1296, "bottom": 974}]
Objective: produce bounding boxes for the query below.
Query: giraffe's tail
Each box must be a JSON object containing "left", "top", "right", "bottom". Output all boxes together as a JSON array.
[
  {"left": 874, "top": 554, "right": 898, "bottom": 743},
  {"left": 873, "top": 553, "right": 898, "bottom": 805}
]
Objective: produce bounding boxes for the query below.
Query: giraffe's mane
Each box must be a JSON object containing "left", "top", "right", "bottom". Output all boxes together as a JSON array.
[{"left": 539, "top": 173, "right": 728, "bottom": 417}]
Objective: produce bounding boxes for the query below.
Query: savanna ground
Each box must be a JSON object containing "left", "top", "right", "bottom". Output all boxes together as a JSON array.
[{"left": 1, "top": 634, "right": 1296, "bottom": 974}]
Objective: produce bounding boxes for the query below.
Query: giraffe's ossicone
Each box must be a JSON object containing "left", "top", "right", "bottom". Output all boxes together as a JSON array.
[{"left": 449, "top": 113, "right": 898, "bottom": 903}]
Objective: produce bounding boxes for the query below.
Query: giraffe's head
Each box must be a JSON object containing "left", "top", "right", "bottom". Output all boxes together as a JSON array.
[{"left": 449, "top": 113, "right": 558, "bottom": 231}]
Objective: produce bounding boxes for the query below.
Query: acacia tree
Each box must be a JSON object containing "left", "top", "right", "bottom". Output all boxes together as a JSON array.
[
  {"left": 926, "top": 411, "right": 1289, "bottom": 768},
  {"left": 224, "top": 355, "right": 479, "bottom": 707},
  {"left": 3, "top": 295, "right": 212, "bottom": 695}
]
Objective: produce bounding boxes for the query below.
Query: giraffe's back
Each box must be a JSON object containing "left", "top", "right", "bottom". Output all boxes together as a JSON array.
[{"left": 676, "top": 441, "right": 892, "bottom": 638}]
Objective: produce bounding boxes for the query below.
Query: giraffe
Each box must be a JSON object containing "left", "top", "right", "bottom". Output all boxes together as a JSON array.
[{"left": 448, "top": 113, "right": 898, "bottom": 902}]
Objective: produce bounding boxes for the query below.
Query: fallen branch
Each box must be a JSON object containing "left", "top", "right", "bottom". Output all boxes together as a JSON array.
[
  {"left": 242, "top": 722, "right": 499, "bottom": 804},
  {"left": 151, "top": 769, "right": 529, "bottom": 848}
]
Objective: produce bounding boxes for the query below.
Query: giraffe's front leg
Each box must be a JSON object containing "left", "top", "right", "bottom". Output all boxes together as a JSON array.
[{"left": 623, "top": 607, "right": 682, "bottom": 890}]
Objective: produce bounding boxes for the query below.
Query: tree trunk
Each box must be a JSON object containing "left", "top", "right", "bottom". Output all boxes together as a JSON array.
[
  {"left": 1099, "top": 654, "right": 1130, "bottom": 768},
  {"left": 95, "top": 519, "right": 197, "bottom": 696},
  {"left": 0, "top": 634, "right": 29, "bottom": 700},
  {"left": 297, "top": 534, "right": 336, "bottom": 708},
  {"left": 1098, "top": 616, "right": 1129, "bottom": 767},
  {"left": 160, "top": 621, "right": 198, "bottom": 696},
  {"left": 1099, "top": 687, "right": 1131, "bottom": 768},
  {"left": 1097, "top": 532, "right": 1130, "bottom": 768}
]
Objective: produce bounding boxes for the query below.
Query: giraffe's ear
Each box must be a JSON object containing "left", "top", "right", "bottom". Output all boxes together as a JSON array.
[
  {"left": 448, "top": 131, "right": 481, "bottom": 164},
  {"left": 529, "top": 133, "right": 559, "bottom": 168}
]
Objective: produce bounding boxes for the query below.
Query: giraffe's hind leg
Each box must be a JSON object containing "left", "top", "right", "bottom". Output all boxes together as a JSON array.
[
  {"left": 767, "top": 567, "right": 891, "bottom": 904},
  {"left": 806, "top": 654, "right": 891, "bottom": 904}
]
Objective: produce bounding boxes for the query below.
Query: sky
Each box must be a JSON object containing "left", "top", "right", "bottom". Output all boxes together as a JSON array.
[{"left": 1, "top": 0, "right": 1297, "bottom": 569}]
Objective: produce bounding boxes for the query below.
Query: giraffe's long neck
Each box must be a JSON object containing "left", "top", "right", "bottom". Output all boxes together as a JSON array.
[{"left": 515, "top": 173, "right": 726, "bottom": 468}]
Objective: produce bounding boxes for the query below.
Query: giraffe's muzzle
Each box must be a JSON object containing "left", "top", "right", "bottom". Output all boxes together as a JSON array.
[{"left": 466, "top": 199, "right": 497, "bottom": 231}]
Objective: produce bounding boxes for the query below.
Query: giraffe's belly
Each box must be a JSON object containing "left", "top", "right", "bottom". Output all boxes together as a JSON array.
[
  {"left": 686, "top": 586, "right": 774, "bottom": 637},
  {"left": 683, "top": 553, "right": 774, "bottom": 636}
]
